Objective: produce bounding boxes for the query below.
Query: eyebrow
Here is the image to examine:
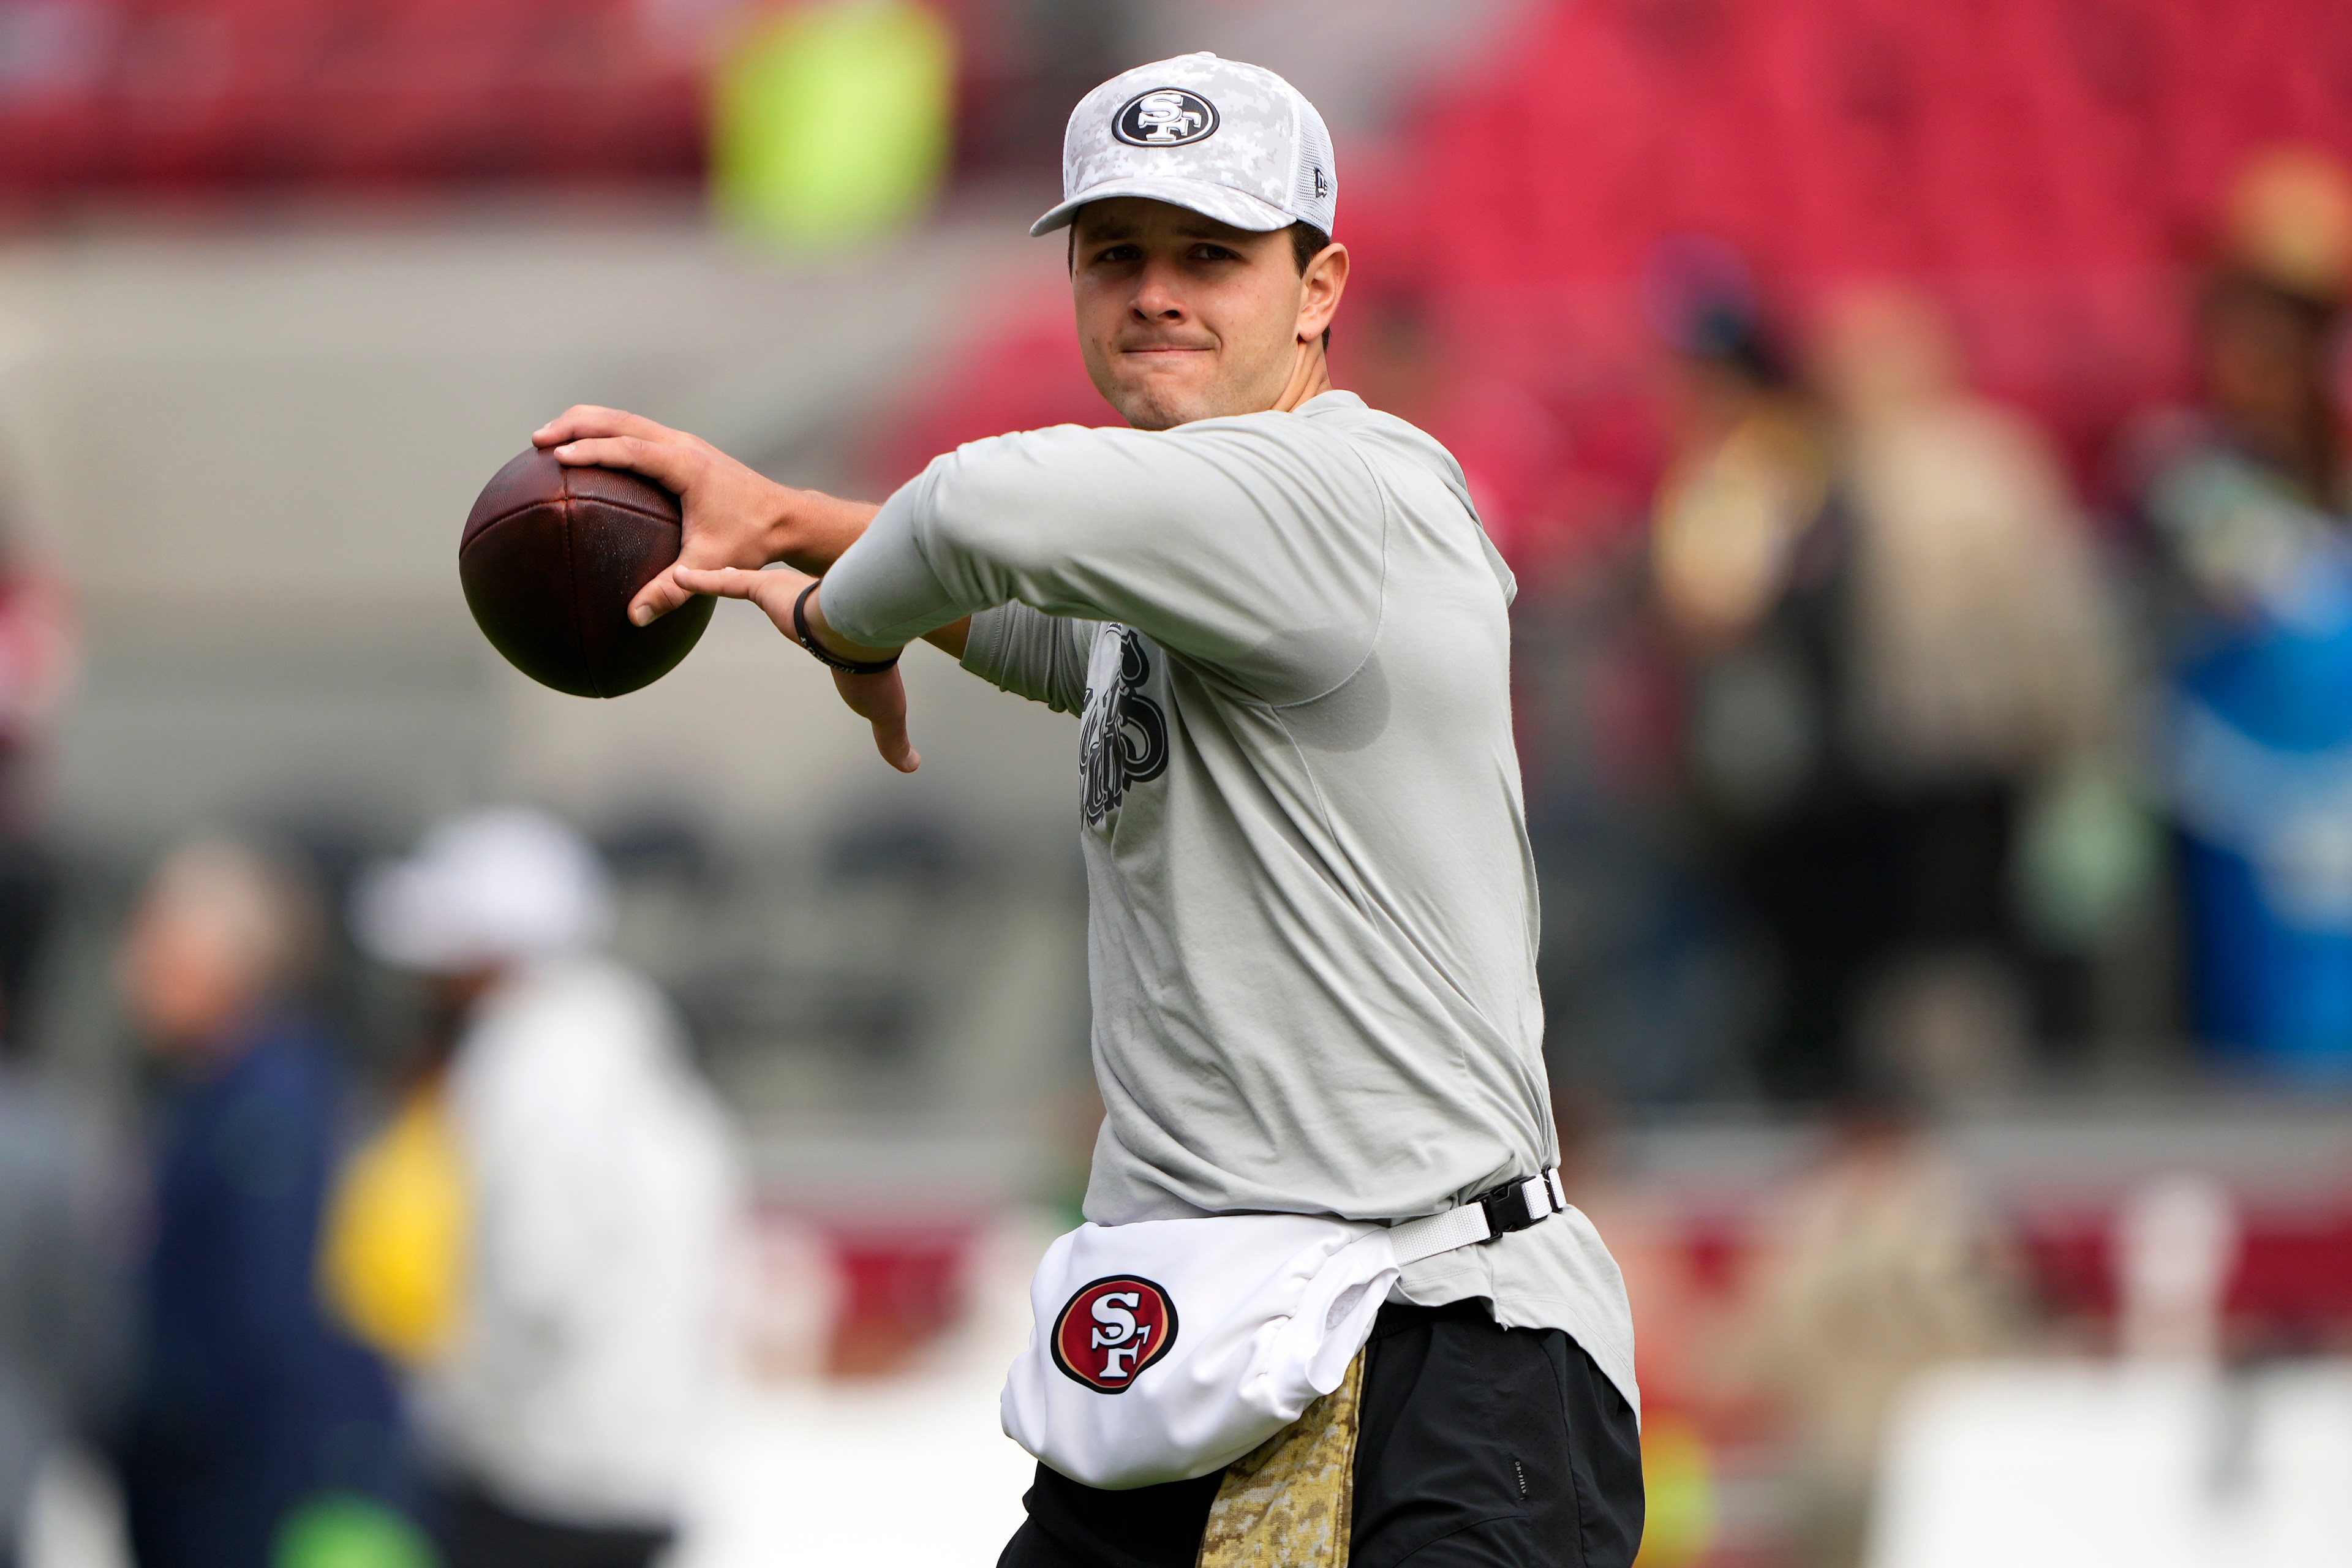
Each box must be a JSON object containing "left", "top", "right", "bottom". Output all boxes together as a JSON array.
[{"left": 1077, "top": 221, "right": 1252, "bottom": 246}]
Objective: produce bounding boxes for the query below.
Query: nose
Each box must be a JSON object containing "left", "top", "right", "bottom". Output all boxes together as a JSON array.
[{"left": 1129, "top": 256, "right": 1187, "bottom": 323}]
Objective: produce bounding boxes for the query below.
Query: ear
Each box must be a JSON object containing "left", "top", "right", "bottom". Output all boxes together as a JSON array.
[{"left": 1297, "top": 242, "right": 1350, "bottom": 344}]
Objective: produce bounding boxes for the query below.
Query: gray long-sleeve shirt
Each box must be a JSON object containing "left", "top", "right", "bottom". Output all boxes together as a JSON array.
[{"left": 822, "top": 390, "right": 1635, "bottom": 1411}]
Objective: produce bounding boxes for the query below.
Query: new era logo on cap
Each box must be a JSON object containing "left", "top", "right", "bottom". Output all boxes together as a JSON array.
[{"left": 1031, "top": 53, "right": 1337, "bottom": 238}]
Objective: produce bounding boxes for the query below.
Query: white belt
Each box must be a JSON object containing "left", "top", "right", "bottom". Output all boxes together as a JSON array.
[{"left": 1387, "top": 1168, "right": 1569, "bottom": 1267}]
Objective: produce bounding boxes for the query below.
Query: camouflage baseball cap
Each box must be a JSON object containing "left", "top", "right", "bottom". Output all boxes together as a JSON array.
[{"left": 1030, "top": 53, "right": 1338, "bottom": 239}]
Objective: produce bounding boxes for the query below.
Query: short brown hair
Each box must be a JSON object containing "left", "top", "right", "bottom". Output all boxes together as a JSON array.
[{"left": 1288, "top": 222, "right": 1331, "bottom": 274}]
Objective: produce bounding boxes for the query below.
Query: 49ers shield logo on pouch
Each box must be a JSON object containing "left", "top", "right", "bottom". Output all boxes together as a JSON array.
[{"left": 1051, "top": 1276, "right": 1178, "bottom": 1393}]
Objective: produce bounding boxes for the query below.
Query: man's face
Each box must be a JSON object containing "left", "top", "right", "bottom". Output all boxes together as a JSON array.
[
  {"left": 1071, "top": 198, "right": 1335, "bottom": 431},
  {"left": 120, "top": 897, "right": 259, "bottom": 1062}
]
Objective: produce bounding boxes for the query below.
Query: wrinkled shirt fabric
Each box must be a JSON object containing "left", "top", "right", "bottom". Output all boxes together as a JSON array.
[{"left": 824, "top": 391, "right": 1636, "bottom": 1412}]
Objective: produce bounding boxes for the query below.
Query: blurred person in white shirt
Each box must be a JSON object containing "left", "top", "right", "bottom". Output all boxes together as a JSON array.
[{"left": 352, "top": 809, "right": 742, "bottom": 1568}]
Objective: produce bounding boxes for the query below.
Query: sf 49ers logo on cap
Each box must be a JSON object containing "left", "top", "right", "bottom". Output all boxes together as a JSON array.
[
  {"left": 1051, "top": 1275, "right": 1179, "bottom": 1393},
  {"left": 1114, "top": 88, "right": 1219, "bottom": 148}
]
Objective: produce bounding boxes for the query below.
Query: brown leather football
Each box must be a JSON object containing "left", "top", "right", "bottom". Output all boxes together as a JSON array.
[{"left": 459, "top": 448, "right": 713, "bottom": 698}]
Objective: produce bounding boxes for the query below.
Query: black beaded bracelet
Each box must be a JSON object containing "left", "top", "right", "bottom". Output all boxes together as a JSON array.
[{"left": 793, "top": 582, "right": 901, "bottom": 675}]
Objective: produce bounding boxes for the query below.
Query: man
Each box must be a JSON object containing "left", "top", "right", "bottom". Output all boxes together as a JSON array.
[
  {"left": 0, "top": 1049, "right": 111, "bottom": 1568},
  {"left": 113, "top": 840, "right": 419, "bottom": 1568},
  {"left": 0, "top": 848, "right": 115, "bottom": 1568},
  {"left": 352, "top": 808, "right": 741, "bottom": 1568},
  {"left": 537, "top": 52, "right": 1641, "bottom": 1568}
]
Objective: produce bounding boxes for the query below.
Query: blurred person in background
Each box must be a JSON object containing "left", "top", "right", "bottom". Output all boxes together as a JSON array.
[
  {"left": 0, "top": 509, "right": 76, "bottom": 843},
  {"left": 353, "top": 808, "right": 741, "bottom": 1568},
  {"left": 2130, "top": 148, "right": 2352, "bottom": 1080},
  {"left": 1722, "top": 1090, "right": 2026, "bottom": 1568},
  {"left": 1808, "top": 286, "right": 2124, "bottom": 1091},
  {"left": 1548, "top": 1091, "right": 1725, "bottom": 1568},
  {"left": 0, "top": 850, "right": 116, "bottom": 1568},
  {"left": 1653, "top": 274, "right": 2120, "bottom": 1099},
  {"left": 0, "top": 396, "right": 103, "bottom": 1568},
  {"left": 112, "top": 840, "right": 422, "bottom": 1568},
  {"left": 1648, "top": 284, "right": 1844, "bottom": 1099}
]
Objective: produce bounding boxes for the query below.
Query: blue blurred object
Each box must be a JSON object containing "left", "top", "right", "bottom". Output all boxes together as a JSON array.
[
  {"left": 2169, "top": 540, "right": 2352, "bottom": 1080},
  {"left": 2179, "top": 837, "right": 2352, "bottom": 1074},
  {"left": 116, "top": 1020, "right": 422, "bottom": 1568}
]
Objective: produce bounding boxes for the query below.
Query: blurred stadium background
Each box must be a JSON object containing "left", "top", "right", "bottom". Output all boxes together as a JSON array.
[{"left": 2, "top": 0, "right": 2351, "bottom": 1565}]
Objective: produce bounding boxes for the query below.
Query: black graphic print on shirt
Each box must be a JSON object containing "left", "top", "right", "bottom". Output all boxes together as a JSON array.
[{"left": 1080, "top": 625, "right": 1169, "bottom": 823}]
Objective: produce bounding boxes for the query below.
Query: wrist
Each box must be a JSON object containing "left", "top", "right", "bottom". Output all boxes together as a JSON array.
[
  {"left": 797, "top": 584, "right": 902, "bottom": 673},
  {"left": 758, "top": 483, "right": 812, "bottom": 569},
  {"left": 767, "top": 488, "right": 877, "bottom": 575}
]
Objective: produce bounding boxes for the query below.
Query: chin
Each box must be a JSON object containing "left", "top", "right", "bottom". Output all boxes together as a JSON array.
[
  {"left": 1105, "top": 382, "right": 1200, "bottom": 432},
  {"left": 1122, "top": 402, "right": 1191, "bottom": 432}
]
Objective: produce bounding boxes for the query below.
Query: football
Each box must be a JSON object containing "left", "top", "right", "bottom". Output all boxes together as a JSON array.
[{"left": 458, "top": 447, "right": 713, "bottom": 698}]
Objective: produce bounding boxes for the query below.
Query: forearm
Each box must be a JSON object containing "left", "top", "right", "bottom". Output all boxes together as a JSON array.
[
  {"left": 815, "top": 424, "right": 1383, "bottom": 701},
  {"left": 811, "top": 430, "right": 1185, "bottom": 650},
  {"left": 773, "top": 496, "right": 965, "bottom": 666},
  {"left": 799, "top": 586, "right": 965, "bottom": 660}
]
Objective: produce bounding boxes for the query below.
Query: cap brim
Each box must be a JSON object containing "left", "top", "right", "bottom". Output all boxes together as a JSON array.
[{"left": 1031, "top": 176, "right": 1294, "bottom": 238}]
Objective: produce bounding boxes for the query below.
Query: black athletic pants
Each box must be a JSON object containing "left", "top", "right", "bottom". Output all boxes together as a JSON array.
[{"left": 998, "top": 1300, "right": 1644, "bottom": 1568}]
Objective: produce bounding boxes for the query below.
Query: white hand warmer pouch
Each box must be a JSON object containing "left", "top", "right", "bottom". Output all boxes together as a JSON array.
[{"left": 1000, "top": 1213, "right": 1399, "bottom": 1490}]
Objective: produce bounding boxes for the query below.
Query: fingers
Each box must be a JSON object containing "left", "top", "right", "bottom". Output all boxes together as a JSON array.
[
  {"left": 626, "top": 558, "right": 919, "bottom": 773},
  {"left": 537, "top": 412, "right": 790, "bottom": 584},
  {"left": 661, "top": 564, "right": 808, "bottom": 628},
  {"left": 868, "top": 712, "right": 921, "bottom": 773},
  {"left": 669, "top": 565, "right": 761, "bottom": 602},
  {"left": 834, "top": 668, "right": 920, "bottom": 774},
  {"left": 546, "top": 433, "right": 699, "bottom": 495},
  {"left": 532, "top": 405, "right": 673, "bottom": 450},
  {"left": 641, "top": 565, "right": 762, "bottom": 627},
  {"left": 627, "top": 567, "right": 698, "bottom": 627}
]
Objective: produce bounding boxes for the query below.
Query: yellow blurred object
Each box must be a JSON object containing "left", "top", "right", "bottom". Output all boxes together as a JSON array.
[
  {"left": 320, "top": 1085, "right": 468, "bottom": 1366},
  {"left": 710, "top": 0, "right": 956, "bottom": 249},
  {"left": 1631, "top": 1415, "right": 1717, "bottom": 1568},
  {"left": 2227, "top": 146, "right": 2352, "bottom": 301}
]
